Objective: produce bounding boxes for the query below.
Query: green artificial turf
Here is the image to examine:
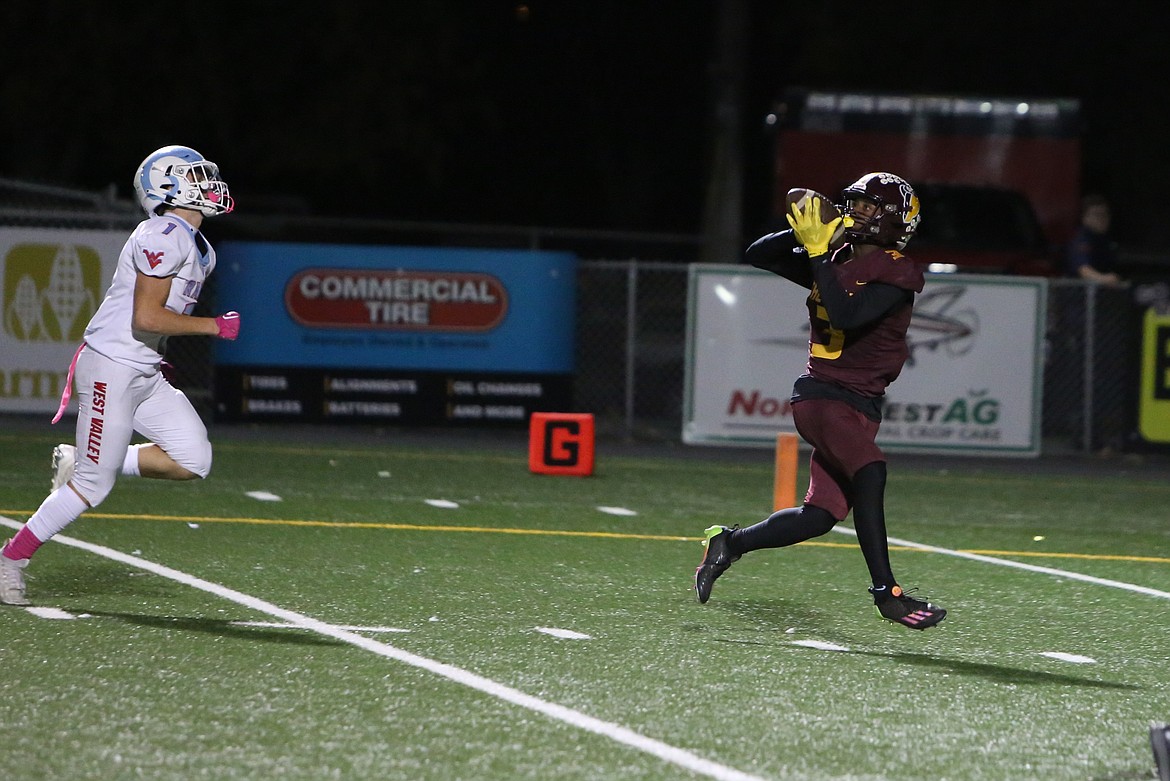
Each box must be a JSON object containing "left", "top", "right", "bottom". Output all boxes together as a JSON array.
[{"left": 1, "top": 421, "right": 1168, "bottom": 780}]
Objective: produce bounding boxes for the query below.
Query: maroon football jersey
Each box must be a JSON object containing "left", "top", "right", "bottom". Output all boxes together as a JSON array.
[{"left": 805, "top": 247, "right": 924, "bottom": 397}]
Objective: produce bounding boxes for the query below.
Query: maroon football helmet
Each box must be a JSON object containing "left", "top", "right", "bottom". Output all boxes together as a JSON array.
[{"left": 841, "top": 172, "right": 921, "bottom": 250}]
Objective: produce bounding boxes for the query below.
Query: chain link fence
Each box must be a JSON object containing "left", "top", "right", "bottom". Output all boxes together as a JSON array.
[
  {"left": 1042, "top": 277, "right": 1170, "bottom": 453},
  {"left": 4, "top": 177, "right": 1167, "bottom": 454},
  {"left": 1043, "top": 281, "right": 1136, "bottom": 452},
  {"left": 578, "top": 263, "right": 1169, "bottom": 454},
  {"left": 574, "top": 261, "right": 690, "bottom": 440}
]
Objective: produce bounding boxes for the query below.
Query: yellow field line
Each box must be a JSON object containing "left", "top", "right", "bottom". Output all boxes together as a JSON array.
[
  {"left": 0, "top": 509, "right": 693, "bottom": 542},
  {"left": 952, "top": 548, "right": 1170, "bottom": 564},
  {"left": 4, "top": 508, "right": 1169, "bottom": 565}
]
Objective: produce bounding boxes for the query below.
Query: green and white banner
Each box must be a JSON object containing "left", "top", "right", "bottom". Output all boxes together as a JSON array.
[
  {"left": 684, "top": 265, "right": 1047, "bottom": 456},
  {"left": 0, "top": 228, "right": 124, "bottom": 414}
]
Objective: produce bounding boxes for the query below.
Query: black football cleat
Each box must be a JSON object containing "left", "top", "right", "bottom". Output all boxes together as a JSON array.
[
  {"left": 695, "top": 525, "right": 739, "bottom": 604},
  {"left": 869, "top": 585, "right": 947, "bottom": 630}
]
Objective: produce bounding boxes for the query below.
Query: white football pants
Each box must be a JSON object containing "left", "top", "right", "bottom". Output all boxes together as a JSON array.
[{"left": 69, "top": 346, "right": 212, "bottom": 507}]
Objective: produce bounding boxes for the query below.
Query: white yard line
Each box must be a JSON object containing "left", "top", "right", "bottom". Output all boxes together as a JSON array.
[
  {"left": 230, "top": 620, "right": 412, "bottom": 633},
  {"left": 830, "top": 526, "right": 1170, "bottom": 600},
  {"left": 0, "top": 517, "right": 764, "bottom": 781}
]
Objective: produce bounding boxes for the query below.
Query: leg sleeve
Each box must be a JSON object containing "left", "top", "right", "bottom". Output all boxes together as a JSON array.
[
  {"left": 729, "top": 505, "right": 838, "bottom": 554},
  {"left": 849, "top": 460, "right": 897, "bottom": 588}
]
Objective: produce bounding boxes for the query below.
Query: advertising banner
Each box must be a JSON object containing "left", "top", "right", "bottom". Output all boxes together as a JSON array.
[
  {"left": 684, "top": 265, "right": 1046, "bottom": 456},
  {"left": 213, "top": 242, "right": 578, "bottom": 424},
  {"left": 1139, "top": 308, "right": 1170, "bottom": 443},
  {"left": 0, "top": 228, "right": 125, "bottom": 414}
]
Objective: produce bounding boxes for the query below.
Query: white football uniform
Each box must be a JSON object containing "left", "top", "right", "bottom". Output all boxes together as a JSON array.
[
  {"left": 64, "top": 213, "right": 216, "bottom": 506},
  {"left": 1, "top": 147, "right": 233, "bottom": 594},
  {"left": 85, "top": 213, "right": 217, "bottom": 370}
]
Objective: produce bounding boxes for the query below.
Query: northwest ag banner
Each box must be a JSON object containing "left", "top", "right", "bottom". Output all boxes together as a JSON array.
[
  {"left": 684, "top": 265, "right": 1046, "bottom": 456},
  {"left": 0, "top": 228, "right": 125, "bottom": 414}
]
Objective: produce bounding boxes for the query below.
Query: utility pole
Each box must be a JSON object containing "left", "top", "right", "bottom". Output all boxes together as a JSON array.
[{"left": 699, "top": 0, "right": 748, "bottom": 263}]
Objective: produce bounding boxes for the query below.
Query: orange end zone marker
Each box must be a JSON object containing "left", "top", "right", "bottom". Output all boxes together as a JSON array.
[
  {"left": 773, "top": 432, "right": 799, "bottom": 511},
  {"left": 528, "top": 412, "right": 595, "bottom": 477}
]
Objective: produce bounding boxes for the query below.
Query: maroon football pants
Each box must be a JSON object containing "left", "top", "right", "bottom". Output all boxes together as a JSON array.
[{"left": 792, "top": 398, "right": 884, "bottom": 521}]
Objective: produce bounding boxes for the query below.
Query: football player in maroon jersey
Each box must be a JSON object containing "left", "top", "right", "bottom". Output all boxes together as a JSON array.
[{"left": 695, "top": 172, "right": 947, "bottom": 630}]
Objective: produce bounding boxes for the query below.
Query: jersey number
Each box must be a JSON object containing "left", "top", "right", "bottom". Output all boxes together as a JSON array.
[{"left": 810, "top": 304, "right": 845, "bottom": 360}]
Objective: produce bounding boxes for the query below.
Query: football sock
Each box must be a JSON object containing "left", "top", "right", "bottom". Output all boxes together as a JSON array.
[
  {"left": 21, "top": 485, "right": 90, "bottom": 550},
  {"left": 3, "top": 526, "right": 43, "bottom": 561},
  {"left": 849, "top": 461, "right": 896, "bottom": 590},
  {"left": 121, "top": 443, "right": 149, "bottom": 477},
  {"left": 729, "top": 504, "right": 837, "bottom": 555}
]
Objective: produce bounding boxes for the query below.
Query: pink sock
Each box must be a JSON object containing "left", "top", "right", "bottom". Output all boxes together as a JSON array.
[
  {"left": 4, "top": 485, "right": 88, "bottom": 561},
  {"left": 3, "top": 526, "right": 44, "bottom": 561}
]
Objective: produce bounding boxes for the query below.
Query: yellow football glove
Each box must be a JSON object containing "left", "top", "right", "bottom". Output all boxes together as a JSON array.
[{"left": 785, "top": 198, "right": 846, "bottom": 257}]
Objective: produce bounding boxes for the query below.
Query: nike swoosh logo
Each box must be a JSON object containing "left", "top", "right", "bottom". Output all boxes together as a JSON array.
[{"left": 855, "top": 280, "right": 867, "bottom": 286}]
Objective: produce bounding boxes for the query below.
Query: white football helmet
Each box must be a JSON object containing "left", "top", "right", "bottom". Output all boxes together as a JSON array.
[{"left": 133, "top": 145, "right": 234, "bottom": 217}]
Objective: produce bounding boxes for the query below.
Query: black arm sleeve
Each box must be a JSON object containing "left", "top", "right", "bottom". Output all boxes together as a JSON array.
[
  {"left": 745, "top": 230, "right": 813, "bottom": 288},
  {"left": 812, "top": 257, "right": 912, "bottom": 329}
]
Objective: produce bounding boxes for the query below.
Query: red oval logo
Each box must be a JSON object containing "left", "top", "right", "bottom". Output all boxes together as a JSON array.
[{"left": 285, "top": 269, "right": 508, "bottom": 331}]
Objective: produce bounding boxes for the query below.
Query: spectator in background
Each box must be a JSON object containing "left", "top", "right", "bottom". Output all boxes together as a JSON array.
[
  {"left": 1057, "top": 192, "right": 1134, "bottom": 453},
  {"left": 1064, "top": 194, "right": 1122, "bottom": 284}
]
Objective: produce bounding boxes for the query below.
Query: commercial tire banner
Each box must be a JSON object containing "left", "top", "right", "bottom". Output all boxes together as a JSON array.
[
  {"left": 684, "top": 265, "right": 1046, "bottom": 456},
  {"left": 0, "top": 228, "right": 125, "bottom": 414},
  {"left": 213, "top": 242, "right": 578, "bottom": 424}
]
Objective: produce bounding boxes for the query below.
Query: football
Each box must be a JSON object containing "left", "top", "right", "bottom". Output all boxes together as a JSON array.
[{"left": 785, "top": 188, "right": 846, "bottom": 246}]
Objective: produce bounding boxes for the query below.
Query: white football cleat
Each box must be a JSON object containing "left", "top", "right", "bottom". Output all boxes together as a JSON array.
[
  {"left": 0, "top": 553, "right": 30, "bottom": 606},
  {"left": 51, "top": 444, "right": 75, "bottom": 492}
]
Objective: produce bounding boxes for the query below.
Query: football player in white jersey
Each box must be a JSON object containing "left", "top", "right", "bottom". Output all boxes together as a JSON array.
[{"left": 0, "top": 146, "right": 241, "bottom": 605}]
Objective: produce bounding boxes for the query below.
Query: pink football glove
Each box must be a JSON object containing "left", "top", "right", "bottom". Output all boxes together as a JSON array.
[{"left": 215, "top": 311, "right": 240, "bottom": 340}]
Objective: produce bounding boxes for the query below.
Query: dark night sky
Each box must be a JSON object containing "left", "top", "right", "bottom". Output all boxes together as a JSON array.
[{"left": 2, "top": 2, "right": 1168, "bottom": 249}]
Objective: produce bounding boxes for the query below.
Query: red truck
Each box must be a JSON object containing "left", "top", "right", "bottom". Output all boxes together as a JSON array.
[{"left": 768, "top": 89, "right": 1083, "bottom": 275}]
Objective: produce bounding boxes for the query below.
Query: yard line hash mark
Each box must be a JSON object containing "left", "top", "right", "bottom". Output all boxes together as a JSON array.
[
  {"left": 25, "top": 606, "right": 76, "bottom": 620},
  {"left": 1040, "top": 651, "right": 1097, "bottom": 664},
  {"left": 535, "top": 627, "right": 592, "bottom": 640},
  {"left": 790, "top": 639, "right": 850, "bottom": 652},
  {"left": 0, "top": 516, "right": 765, "bottom": 781}
]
